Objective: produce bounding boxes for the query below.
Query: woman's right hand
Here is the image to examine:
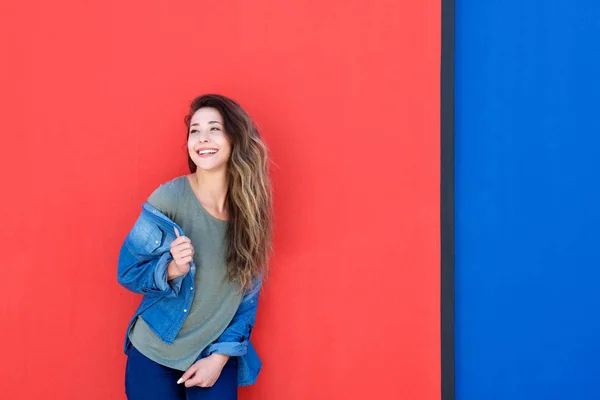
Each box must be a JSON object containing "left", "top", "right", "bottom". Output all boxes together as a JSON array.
[{"left": 168, "top": 227, "right": 194, "bottom": 279}]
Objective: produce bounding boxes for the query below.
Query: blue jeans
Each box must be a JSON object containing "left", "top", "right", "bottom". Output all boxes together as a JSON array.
[{"left": 125, "top": 345, "right": 238, "bottom": 400}]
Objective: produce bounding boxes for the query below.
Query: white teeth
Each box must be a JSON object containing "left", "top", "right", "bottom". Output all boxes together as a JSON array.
[{"left": 198, "top": 149, "right": 217, "bottom": 155}]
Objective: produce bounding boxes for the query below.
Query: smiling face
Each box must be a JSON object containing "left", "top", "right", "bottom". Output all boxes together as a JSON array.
[{"left": 187, "top": 107, "right": 232, "bottom": 172}]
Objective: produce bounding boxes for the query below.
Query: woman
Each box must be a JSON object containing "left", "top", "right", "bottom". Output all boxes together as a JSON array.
[{"left": 117, "top": 94, "right": 273, "bottom": 400}]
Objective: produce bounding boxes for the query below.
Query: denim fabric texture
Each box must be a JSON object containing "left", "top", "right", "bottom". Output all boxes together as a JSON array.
[
  {"left": 125, "top": 344, "right": 238, "bottom": 400},
  {"left": 118, "top": 202, "right": 262, "bottom": 386}
]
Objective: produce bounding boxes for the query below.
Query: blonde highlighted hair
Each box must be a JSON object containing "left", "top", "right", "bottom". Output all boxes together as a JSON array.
[{"left": 184, "top": 94, "right": 273, "bottom": 289}]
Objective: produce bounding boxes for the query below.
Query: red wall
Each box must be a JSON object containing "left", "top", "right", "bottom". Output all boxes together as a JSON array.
[{"left": 0, "top": 1, "right": 440, "bottom": 398}]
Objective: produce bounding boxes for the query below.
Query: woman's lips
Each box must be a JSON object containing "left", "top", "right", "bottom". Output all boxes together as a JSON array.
[{"left": 197, "top": 149, "right": 218, "bottom": 158}]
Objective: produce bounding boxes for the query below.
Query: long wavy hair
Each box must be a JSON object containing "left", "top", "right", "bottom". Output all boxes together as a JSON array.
[{"left": 184, "top": 94, "right": 273, "bottom": 289}]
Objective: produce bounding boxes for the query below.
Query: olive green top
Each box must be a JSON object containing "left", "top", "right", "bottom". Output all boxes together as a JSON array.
[{"left": 129, "top": 176, "right": 242, "bottom": 371}]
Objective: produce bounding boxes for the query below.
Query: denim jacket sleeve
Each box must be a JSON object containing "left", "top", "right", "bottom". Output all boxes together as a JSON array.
[
  {"left": 117, "top": 210, "right": 185, "bottom": 298},
  {"left": 203, "top": 276, "right": 262, "bottom": 357}
]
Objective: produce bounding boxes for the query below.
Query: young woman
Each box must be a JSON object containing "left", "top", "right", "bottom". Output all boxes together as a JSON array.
[{"left": 117, "top": 94, "right": 273, "bottom": 400}]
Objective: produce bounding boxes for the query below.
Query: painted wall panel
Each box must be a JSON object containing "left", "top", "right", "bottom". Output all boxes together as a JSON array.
[
  {"left": 455, "top": 1, "right": 600, "bottom": 399},
  {"left": 0, "top": 1, "right": 441, "bottom": 399}
]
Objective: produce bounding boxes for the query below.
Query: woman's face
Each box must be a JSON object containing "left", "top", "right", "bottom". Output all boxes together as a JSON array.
[{"left": 187, "top": 107, "right": 232, "bottom": 172}]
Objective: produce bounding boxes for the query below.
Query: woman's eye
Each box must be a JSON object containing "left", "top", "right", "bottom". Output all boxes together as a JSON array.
[{"left": 189, "top": 127, "right": 220, "bottom": 134}]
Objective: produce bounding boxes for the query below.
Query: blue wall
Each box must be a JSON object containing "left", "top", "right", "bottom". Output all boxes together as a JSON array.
[{"left": 455, "top": 1, "right": 600, "bottom": 399}]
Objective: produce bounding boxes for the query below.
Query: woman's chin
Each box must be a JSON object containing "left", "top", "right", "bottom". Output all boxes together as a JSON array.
[{"left": 193, "top": 161, "right": 227, "bottom": 172}]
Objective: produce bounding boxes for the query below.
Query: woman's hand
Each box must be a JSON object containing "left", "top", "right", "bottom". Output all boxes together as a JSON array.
[
  {"left": 177, "top": 354, "right": 230, "bottom": 388},
  {"left": 168, "top": 227, "right": 194, "bottom": 279}
]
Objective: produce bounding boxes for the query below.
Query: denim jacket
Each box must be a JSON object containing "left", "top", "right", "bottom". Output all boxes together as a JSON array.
[{"left": 117, "top": 202, "right": 262, "bottom": 386}]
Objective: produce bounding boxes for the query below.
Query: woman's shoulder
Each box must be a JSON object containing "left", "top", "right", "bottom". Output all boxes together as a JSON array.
[{"left": 147, "top": 175, "right": 187, "bottom": 217}]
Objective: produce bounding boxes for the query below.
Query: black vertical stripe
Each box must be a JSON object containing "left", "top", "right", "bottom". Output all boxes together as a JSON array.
[{"left": 441, "top": 0, "right": 455, "bottom": 399}]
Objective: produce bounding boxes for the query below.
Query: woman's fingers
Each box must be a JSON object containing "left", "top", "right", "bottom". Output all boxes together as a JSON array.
[
  {"left": 183, "top": 375, "right": 214, "bottom": 388},
  {"left": 179, "top": 256, "right": 193, "bottom": 265},
  {"left": 173, "top": 245, "right": 194, "bottom": 256},
  {"left": 169, "top": 231, "right": 194, "bottom": 269},
  {"left": 171, "top": 236, "right": 191, "bottom": 247},
  {"left": 171, "top": 238, "right": 194, "bottom": 252},
  {"left": 177, "top": 365, "right": 197, "bottom": 385},
  {"left": 184, "top": 375, "right": 204, "bottom": 388},
  {"left": 175, "top": 248, "right": 193, "bottom": 257}
]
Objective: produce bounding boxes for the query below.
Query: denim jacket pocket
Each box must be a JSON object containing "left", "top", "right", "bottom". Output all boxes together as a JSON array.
[
  {"left": 145, "top": 225, "right": 164, "bottom": 253},
  {"left": 128, "top": 216, "right": 165, "bottom": 255}
]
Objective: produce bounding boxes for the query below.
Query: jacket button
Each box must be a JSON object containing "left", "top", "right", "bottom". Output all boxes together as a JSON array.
[{"left": 184, "top": 309, "right": 187, "bottom": 312}]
